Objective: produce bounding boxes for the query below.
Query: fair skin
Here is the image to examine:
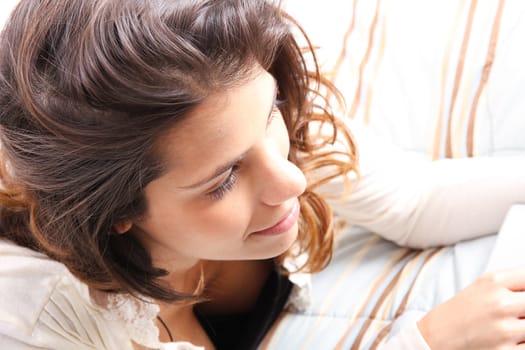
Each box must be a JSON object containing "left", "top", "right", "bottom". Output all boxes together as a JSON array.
[
  {"left": 115, "top": 68, "right": 525, "bottom": 349},
  {"left": 117, "top": 67, "right": 306, "bottom": 346},
  {"left": 418, "top": 268, "right": 525, "bottom": 349},
  {"left": 135, "top": 69, "right": 306, "bottom": 272}
]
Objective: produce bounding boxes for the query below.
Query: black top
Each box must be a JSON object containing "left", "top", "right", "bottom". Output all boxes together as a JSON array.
[{"left": 194, "top": 267, "right": 293, "bottom": 350}]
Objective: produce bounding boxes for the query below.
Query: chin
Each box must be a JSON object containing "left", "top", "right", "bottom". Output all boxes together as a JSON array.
[{"left": 250, "top": 222, "right": 300, "bottom": 260}]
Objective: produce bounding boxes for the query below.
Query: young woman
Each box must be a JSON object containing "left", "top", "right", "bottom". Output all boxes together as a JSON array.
[{"left": 0, "top": 1, "right": 524, "bottom": 349}]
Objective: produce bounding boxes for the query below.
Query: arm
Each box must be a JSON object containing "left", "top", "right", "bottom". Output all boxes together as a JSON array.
[{"left": 322, "top": 122, "right": 525, "bottom": 248}]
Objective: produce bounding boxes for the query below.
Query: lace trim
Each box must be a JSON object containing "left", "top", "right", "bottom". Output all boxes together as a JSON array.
[
  {"left": 102, "top": 293, "right": 161, "bottom": 348},
  {"left": 97, "top": 252, "right": 311, "bottom": 349},
  {"left": 100, "top": 293, "right": 205, "bottom": 350},
  {"left": 283, "top": 252, "right": 312, "bottom": 312}
]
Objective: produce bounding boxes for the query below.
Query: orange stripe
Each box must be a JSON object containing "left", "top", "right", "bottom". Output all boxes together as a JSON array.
[
  {"left": 445, "top": 0, "right": 478, "bottom": 158},
  {"left": 325, "top": 0, "right": 358, "bottom": 100},
  {"left": 363, "top": 8, "right": 388, "bottom": 125},
  {"left": 432, "top": 106, "right": 445, "bottom": 160},
  {"left": 466, "top": 0, "right": 505, "bottom": 157},
  {"left": 297, "top": 235, "right": 381, "bottom": 348},
  {"left": 349, "top": 260, "right": 411, "bottom": 350},
  {"left": 432, "top": 1, "right": 467, "bottom": 160},
  {"left": 350, "top": 249, "right": 433, "bottom": 349},
  {"left": 347, "top": 0, "right": 382, "bottom": 120},
  {"left": 370, "top": 248, "right": 444, "bottom": 349},
  {"left": 332, "top": 248, "right": 415, "bottom": 350}
]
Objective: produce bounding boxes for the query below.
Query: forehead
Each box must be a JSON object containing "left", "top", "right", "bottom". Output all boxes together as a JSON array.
[{"left": 157, "top": 70, "right": 275, "bottom": 177}]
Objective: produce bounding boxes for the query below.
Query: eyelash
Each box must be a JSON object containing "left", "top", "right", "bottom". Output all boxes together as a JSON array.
[
  {"left": 269, "top": 99, "right": 285, "bottom": 122},
  {"left": 275, "top": 98, "right": 286, "bottom": 110},
  {"left": 205, "top": 98, "right": 285, "bottom": 201},
  {"left": 206, "top": 164, "right": 240, "bottom": 200}
]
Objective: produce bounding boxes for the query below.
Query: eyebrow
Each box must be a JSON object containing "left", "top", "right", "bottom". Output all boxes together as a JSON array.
[{"left": 178, "top": 80, "right": 279, "bottom": 190}]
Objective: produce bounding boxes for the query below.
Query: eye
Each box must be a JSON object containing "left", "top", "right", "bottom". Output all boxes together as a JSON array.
[
  {"left": 268, "top": 99, "right": 286, "bottom": 124},
  {"left": 268, "top": 106, "right": 280, "bottom": 124},
  {"left": 205, "top": 164, "right": 240, "bottom": 200},
  {"left": 275, "top": 98, "right": 286, "bottom": 108}
]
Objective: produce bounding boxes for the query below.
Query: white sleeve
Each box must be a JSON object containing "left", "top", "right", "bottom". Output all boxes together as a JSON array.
[
  {"left": 320, "top": 121, "right": 525, "bottom": 248},
  {"left": 0, "top": 242, "right": 135, "bottom": 350},
  {"left": 0, "top": 334, "right": 49, "bottom": 350},
  {"left": 0, "top": 275, "right": 134, "bottom": 350},
  {"left": 378, "top": 323, "right": 431, "bottom": 350}
]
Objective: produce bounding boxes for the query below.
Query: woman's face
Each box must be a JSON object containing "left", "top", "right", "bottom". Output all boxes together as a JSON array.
[{"left": 134, "top": 68, "right": 307, "bottom": 270}]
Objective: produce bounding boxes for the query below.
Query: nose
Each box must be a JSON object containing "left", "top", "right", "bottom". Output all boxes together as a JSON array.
[{"left": 256, "top": 146, "right": 307, "bottom": 207}]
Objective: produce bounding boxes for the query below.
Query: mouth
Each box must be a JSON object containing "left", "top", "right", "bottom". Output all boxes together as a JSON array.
[{"left": 251, "top": 198, "right": 300, "bottom": 236}]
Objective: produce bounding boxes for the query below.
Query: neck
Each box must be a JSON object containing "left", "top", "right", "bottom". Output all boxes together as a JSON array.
[{"left": 155, "top": 260, "right": 221, "bottom": 345}]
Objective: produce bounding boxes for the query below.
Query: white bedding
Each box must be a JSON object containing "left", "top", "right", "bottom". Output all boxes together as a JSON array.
[
  {"left": 264, "top": 1, "right": 525, "bottom": 348},
  {"left": 262, "top": 205, "right": 525, "bottom": 349}
]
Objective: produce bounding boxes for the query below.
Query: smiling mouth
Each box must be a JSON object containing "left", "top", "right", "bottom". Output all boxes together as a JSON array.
[{"left": 251, "top": 198, "right": 300, "bottom": 236}]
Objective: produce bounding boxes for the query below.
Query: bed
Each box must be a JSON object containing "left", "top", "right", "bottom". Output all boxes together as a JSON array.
[{"left": 262, "top": 1, "right": 525, "bottom": 348}]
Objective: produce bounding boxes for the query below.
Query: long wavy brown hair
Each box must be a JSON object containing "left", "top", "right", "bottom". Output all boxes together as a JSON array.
[{"left": 0, "top": 0, "right": 357, "bottom": 302}]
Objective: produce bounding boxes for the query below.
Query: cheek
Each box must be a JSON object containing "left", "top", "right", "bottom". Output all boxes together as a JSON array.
[
  {"left": 142, "top": 177, "right": 257, "bottom": 240},
  {"left": 179, "top": 192, "right": 255, "bottom": 236}
]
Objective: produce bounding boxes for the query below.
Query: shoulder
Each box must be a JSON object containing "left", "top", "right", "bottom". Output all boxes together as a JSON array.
[
  {"left": 0, "top": 240, "right": 207, "bottom": 349},
  {"left": 0, "top": 240, "right": 132, "bottom": 349},
  {"left": 0, "top": 239, "right": 78, "bottom": 328}
]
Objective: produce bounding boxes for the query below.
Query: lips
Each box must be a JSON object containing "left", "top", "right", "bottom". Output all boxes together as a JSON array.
[{"left": 251, "top": 198, "right": 300, "bottom": 236}]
